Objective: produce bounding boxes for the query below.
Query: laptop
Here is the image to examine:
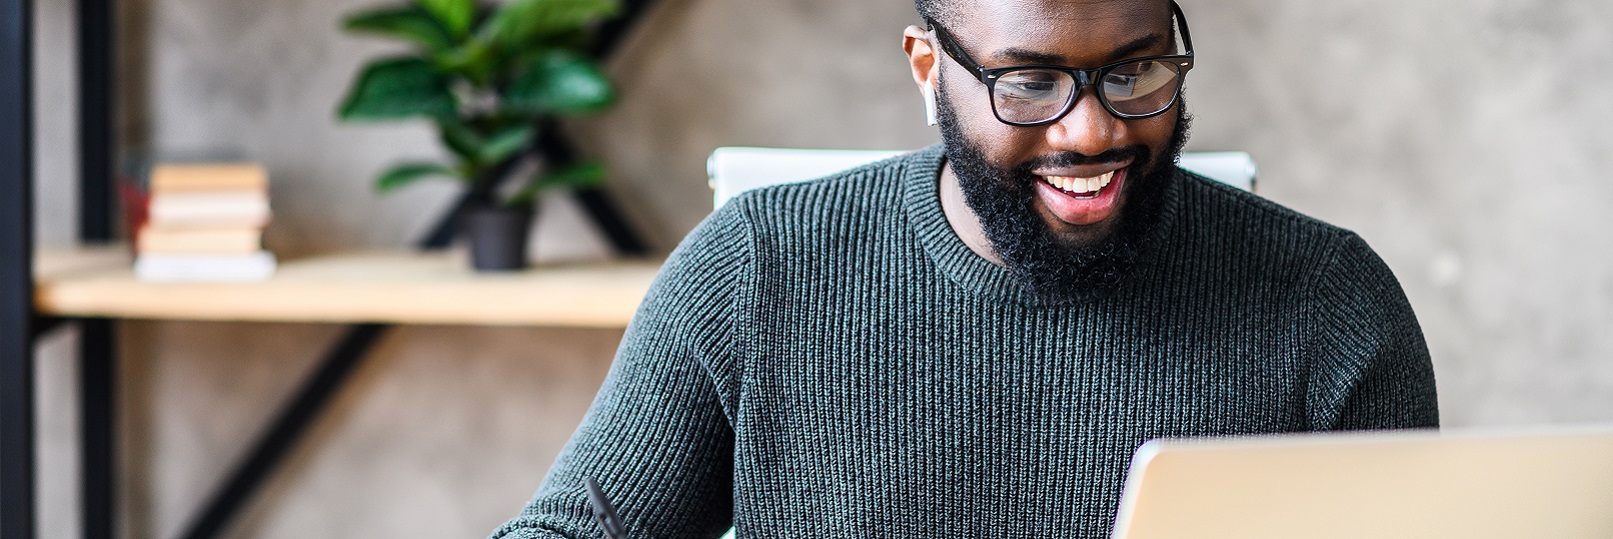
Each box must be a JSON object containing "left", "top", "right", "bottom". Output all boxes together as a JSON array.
[{"left": 1111, "top": 426, "right": 1613, "bottom": 539}]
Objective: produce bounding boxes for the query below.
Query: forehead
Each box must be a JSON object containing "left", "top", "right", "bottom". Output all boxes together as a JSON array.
[{"left": 950, "top": 0, "right": 1174, "bottom": 65}]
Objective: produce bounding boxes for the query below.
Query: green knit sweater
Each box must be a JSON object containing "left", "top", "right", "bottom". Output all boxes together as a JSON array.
[{"left": 492, "top": 145, "right": 1439, "bottom": 539}]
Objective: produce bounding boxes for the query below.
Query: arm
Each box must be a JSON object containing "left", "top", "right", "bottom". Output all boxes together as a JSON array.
[
  {"left": 1304, "top": 232, "right": 1440, "bottom": 431},
  {"left": 490, "top": 203, "right": 753, "bottom": 539}
]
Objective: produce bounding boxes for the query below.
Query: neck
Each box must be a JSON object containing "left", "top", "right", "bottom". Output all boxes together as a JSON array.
[{"left": 938, "top": 160, "right": 1005, "bottom": 267}]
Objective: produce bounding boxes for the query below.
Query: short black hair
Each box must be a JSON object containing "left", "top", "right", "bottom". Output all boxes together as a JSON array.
[
  {"left": 914, "top": 0, "right": 960, "bottom": 28},
  {"left": 916, "top": 1, "right": 1175, "bottom": 29}
]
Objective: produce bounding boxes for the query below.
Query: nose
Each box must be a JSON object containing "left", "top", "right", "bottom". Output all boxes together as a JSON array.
[{"left": 1043, "top": 87, "right": 1125, "bottom": 157}]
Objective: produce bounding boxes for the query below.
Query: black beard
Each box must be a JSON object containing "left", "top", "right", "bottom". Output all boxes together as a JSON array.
[{"left": 937, "top": 85, "right": 1192, "bottom": 300}]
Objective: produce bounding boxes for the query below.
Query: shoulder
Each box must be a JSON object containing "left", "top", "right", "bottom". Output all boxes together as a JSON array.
[
  {"left": 644, "top": 193, "right": 756, "bottom": 321},
  {"left": 1177, "top": 169, "right": 1354, "bottom": 245},
  {"left": 662, "top": 148, "right": 936, "bottom": 283},
  {"left": 1154, "top": 169, "right": 1414, "bottom": 318},
  {"left": 1171, "top": 169, "right": 1372, "bottom": 278},
  {"left": 1178, "top": 171, "right": 1417, "bottom": 353}
]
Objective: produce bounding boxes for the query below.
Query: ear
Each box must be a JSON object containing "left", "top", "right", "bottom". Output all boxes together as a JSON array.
[
  {"left": 904, "top": 25, "right": 940, "bottom": 126},
  {"left": 903, "top": 25, "right": 939, "bottom": 90}
]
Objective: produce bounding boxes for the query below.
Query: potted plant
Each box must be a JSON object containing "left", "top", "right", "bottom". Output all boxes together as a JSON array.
[{"left": 336, "top": 0, "right": 619, "bottom": 271}]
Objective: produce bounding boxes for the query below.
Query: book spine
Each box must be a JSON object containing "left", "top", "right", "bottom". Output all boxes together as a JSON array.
[
  {"left": 146, "top": 192, "right": 272, "bottom": 228},
  {"left": 136, "top": 227, "right": 263, "bottom": 254},
  {"left": 133, "top": 251, "right": 278, "bottom": 282},
  {"left": 149, "top": 164, "right": 268, "bottom": 191}
]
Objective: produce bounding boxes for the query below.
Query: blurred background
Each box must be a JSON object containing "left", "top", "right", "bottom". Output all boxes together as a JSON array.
[{"left": 26, "top": 0, "right": 1613, "bottom": 536}]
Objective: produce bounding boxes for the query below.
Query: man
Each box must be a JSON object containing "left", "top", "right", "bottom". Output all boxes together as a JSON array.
[{"left": 492, "top": 1, "right": 1438, "bottom": 537}]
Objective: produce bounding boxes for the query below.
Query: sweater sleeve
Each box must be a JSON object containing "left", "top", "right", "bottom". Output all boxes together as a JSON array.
[
  {"left": 490, "top": 202, "right": 753, "bottom": 539},
  {"left": 1304, "top": 232, "right": 1440, "bottom": 431}
]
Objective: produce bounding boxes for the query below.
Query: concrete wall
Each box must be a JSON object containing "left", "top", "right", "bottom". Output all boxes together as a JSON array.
[{"left": 29, "top": 0, "right": 1613, "bottom": 536}]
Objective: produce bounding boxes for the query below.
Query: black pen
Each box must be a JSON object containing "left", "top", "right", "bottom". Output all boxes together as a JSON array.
[{"left": 584, "top": 476, "right": 628, "bottom": 539}]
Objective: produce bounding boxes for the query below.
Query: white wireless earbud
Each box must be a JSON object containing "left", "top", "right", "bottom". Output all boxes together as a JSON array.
[{"left": 922, "top": 83, "right": 938, "bottom": 127}]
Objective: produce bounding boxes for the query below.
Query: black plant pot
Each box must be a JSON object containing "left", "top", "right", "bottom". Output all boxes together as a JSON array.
[{"left": 462, "top": 204, "right": 534, "bottom": 272}]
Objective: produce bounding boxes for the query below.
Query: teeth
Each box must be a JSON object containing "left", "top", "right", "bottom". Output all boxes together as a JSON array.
[{"left": 1044, "top": 170, "right": 1116, "bottom": 194}]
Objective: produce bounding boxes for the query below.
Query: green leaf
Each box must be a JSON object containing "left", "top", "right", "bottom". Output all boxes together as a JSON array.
[
  {"left": 436, "top": 120, "right": 535, "bottom": 168},
  {"left": 438, "top": 119, "right": 484, "bottom": 163},
  {"left": 433, "top": 39, "right": 497, "bottom": 84},
  {"left": 536, "top": 161, "right": 605, "bottom": 189},
  {"left": 505, "top": 50, "right": 615, "bottom": 115},
  {"left": 481, "top": 124, "right": 536, "bottom": 164},
  {"left": 507, "top": 161, "right": 605, "bottom": 207},
  {"left": 338, "top": 57, "right": 457, "bottom": 120},
  {"left": 483, "top": 0, "right": 620, "bottom": 48},
  {"left": 343, "top": 7, "right": 455, "bottom": 52},
  {"left": 375, "top": 162, "right": 459, "bottom": 192},
  {"left": 418, "top": 0, "right": 475, "bottom": 39}
]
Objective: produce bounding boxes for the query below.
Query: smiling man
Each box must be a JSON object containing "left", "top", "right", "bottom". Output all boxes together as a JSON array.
[
  {"left": 922, "top": 1, "right": 1196, "bottom": 297},
  {"left": 492, "top": 1, "right": 1438, "bottom": 538}
]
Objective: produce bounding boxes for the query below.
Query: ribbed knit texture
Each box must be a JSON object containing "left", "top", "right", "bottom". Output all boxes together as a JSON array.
[{"left": 491, "top": 145, "right": 1439, "bottom": 539}]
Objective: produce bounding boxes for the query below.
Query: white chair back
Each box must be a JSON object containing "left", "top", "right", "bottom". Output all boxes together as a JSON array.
[{"left": 708, "top": 147, "right": 1256, "bottom": 210}]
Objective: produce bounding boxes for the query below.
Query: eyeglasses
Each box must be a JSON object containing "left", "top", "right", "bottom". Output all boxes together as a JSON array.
[{"left": 927, "top": 1, "right": 1195, "bottom": 126}]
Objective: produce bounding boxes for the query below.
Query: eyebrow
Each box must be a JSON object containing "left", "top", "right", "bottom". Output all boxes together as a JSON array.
[{"left": 993, "top": 33, "right": 1166, "bottom": 67}]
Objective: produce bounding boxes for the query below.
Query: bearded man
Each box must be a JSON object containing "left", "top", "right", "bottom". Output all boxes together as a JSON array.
[{"left": 492, "top": 1, "right": 1438, "bottom": 537}]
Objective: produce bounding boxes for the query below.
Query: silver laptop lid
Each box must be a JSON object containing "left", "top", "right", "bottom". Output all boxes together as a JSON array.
[{"left": 1112, "top": 426, "right": 1613, "bottom": 539}]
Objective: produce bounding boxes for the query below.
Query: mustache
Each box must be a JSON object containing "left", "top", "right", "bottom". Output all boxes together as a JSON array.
[{"left": 1013, "top": 146, "right": 1150, "bottom": 174}]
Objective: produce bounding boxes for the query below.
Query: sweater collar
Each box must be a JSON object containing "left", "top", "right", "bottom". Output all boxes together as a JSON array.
[{"left": 899, "top": 144, "right": 1184, "bottom": 308}]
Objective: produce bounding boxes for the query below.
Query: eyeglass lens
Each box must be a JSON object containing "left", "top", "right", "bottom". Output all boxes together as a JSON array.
[{"left": 992, "top": 60, "right": 1184, "bottom": 124}]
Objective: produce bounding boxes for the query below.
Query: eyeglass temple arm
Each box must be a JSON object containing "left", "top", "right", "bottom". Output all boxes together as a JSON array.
[
  {"left": 925, "top": 20, "right": 990, "bottom": 83},
  {"left": 1172, "top": 1, "right": 1194, "bottom": 55}
]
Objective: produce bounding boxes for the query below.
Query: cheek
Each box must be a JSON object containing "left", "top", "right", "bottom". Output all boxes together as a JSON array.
[
  {"left": 983, "top": 126, "right": 1047, "bottom": 169},
  {"left": 941, "top": 73, "right": 996, "bottom": 128},
  {"left": 942, "top": 77, "right": 1043, "bottom": 166},
  {"left": 1130, "top": 108, "right": 1180, "bottom": 156}
]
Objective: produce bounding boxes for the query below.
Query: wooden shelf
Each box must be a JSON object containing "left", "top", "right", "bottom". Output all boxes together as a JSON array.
[{"left": 34, "top": 247, "right": 661, "bottom": 328}]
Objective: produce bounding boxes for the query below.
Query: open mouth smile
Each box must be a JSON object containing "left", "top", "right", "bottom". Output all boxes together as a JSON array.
[
  {"left": 1041, "top": 170, "right": 1116, "bottom": 199},
  {"left": 1031, "top": 164, "right": 1130, "bottom": 227}
]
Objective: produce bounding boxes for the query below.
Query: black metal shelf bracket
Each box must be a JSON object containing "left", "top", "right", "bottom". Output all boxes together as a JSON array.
[
  {"left": 178, "top": 324, "right": 390, "bottom": 539},
  {"left": 79, "top": 0, "right": 119, "bottom": 537},
  {"left": 2, "top": 1, "right": 38, "bottom": 539}
]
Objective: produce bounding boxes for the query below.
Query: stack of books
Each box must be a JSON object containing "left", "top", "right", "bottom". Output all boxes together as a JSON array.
[{"left": 133, "top": 163, "right": 277, "bottom": 282}]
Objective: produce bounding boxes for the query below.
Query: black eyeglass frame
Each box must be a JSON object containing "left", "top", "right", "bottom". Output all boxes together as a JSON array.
[{"left": 927, "top": 1, "right": 1196, "bottom": 126}]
